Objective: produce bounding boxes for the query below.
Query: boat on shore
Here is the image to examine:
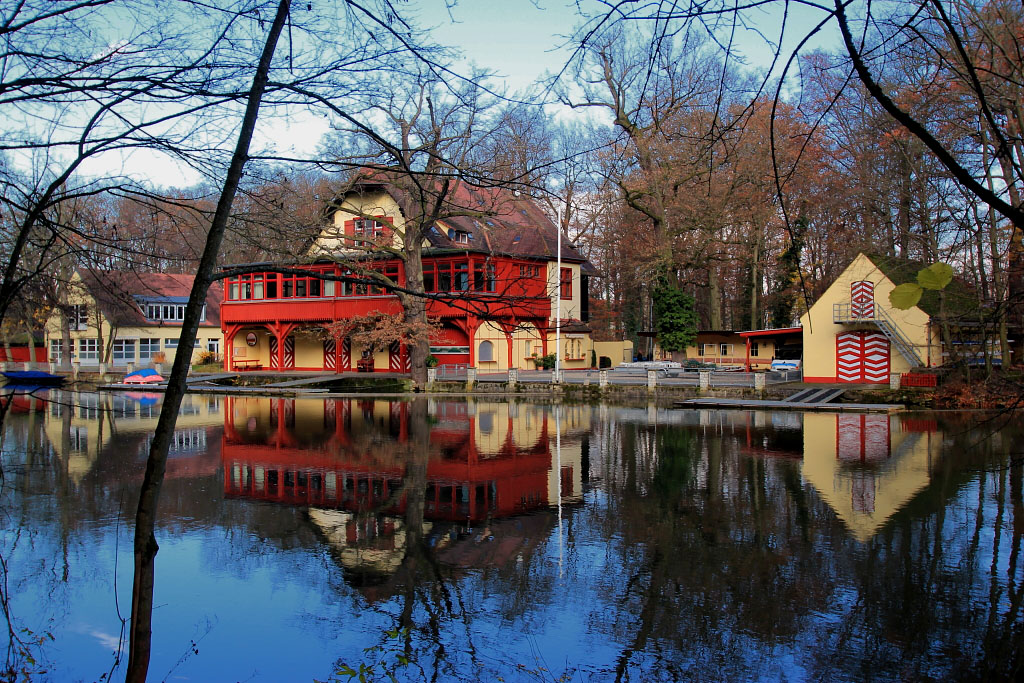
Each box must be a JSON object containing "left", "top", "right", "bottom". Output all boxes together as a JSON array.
[{"left": 1, "top": 370, "right": 65, "bottom": 386}]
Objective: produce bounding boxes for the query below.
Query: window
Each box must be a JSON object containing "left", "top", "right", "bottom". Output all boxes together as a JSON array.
[
  {"left": 519, "top": 264, "right": 539, "bottom": 278},
  {"left": 700, "top": 343, "right": 718, "bottom": 356},
  {"left": 560, "top": 268, "right": 572, "bottom": 299},
  {"left": 423, "top": 260, "right": 471, "bottom": 293},
  {"left": 473, "top": 263, "right": 496, "bottom": 292},
  {"left": 70, "top": 426, "right": 87, "bottom": 452},
  {"left": 750, "top": 342, "right": 759, "bottom": 357},
  {"left": 139, "top": 338, "right": 160, "bottom": 360},
  {"left": 352, "top": 218, "right": 386, "bottom": 246},
  {"left": 478, "top": 340, "right": 494, "bottom": 362},
  {"left": 68, "top": 304, "right": 88, "bottom": 330},
  {"left": 207, "top": 339, "right": 220, "bottom": 354},
  {"left": 165, "top": 338, "right": 178, "bottom": 349},
  {"left": 449, "top": 229, "right": 470, "bottom": 244},
  {"left": 423, "top": 263, "right": 436, "bottom": 293},
  {"left": 720, "top": 343, "right": 734, "bottom": 357},
  {"left": 50, "top": 339, "right": 68, "bottom": 362},
  {"left": 78, "top": 338, "right": 98, "bottom": 362},
  {"left": 143, "top": 302, "right": 204, "bottom": 322},
  {"left": 113, "top": 339, "right": 136, "bottom": 362}
]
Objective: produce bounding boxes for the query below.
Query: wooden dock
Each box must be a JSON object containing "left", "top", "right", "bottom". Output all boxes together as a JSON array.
[{"left": 673, "top": 397, "right": 903, "bottom": 413}]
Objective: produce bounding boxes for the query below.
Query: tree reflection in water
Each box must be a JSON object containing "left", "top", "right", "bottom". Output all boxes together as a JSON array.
[{"left": 0, "top": 391, "right": 1021, "bottom": 680}]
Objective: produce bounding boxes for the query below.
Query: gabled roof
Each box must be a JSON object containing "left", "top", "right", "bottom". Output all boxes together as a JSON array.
[
  {"left": 334, "top": 172, "right": 591, "bottom": 265},
  {"left": 76, "top": 269, "right": 222, "bottom": 327}
]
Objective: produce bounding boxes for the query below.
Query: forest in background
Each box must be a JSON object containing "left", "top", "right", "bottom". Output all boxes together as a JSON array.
[{"left": 2, "top": 0, "right": 1021, "bottom": 362}]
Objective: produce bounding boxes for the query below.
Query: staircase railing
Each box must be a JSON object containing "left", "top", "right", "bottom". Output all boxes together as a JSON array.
[{"left": 833, "top": 302, "right": 923, "bottom": 367}]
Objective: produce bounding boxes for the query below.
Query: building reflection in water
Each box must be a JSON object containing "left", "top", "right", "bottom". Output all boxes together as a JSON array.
[
  {"left": 221, "top": 397, "right": 585, "bottom": 592},
  {"left": 802, "top": 412, "right": 939, "bottom": 542},
  {"left": 40, "top": 389, "right": 224, "bottom": 485}
]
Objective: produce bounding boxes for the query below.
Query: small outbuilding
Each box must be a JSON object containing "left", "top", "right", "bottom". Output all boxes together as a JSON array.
[{"left": 801, "top": 253, "right": 944, "bottom": 384}]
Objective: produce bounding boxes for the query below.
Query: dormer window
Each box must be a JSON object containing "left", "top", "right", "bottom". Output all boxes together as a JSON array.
[
  {"left": 352, "top": 218, "right": 385, "bottom": 246},
  {"left": 449, "top": 229, "right": 470, "bottom": 244},
  {"left": 141, "top": 299, "right": 205, "bottom": 323}
]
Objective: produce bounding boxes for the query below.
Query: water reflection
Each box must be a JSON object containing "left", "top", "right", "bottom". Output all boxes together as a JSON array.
[
  {"left": 221, "top": 397, "right": 584, "bottom": 596},
  {"left": 0, "top": 389, "right": 1020, "bottom": 681}
]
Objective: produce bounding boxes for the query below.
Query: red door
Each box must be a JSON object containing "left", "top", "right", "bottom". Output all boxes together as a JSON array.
[
  {"left": 269, "top": 336, "right": 295, "bottom": 370},
  {"left": 324, "top": 338, "right": 337, "bottom": 371},
  {"left": 836, "top": 331, "right": 889, "bottom": 383}
]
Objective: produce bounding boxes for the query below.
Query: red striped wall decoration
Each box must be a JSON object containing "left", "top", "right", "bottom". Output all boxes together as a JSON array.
[
  {"left": 283, "top": 336, "right": 295, "bottom": 369},
  {"left": 341, "top": 337, "right": 351, "bottom": 370},
  {"left": 850, "top": 280, "right": 875, "bottom": 318},
  {"left": 836, "top": 331, "right": 889, "bottom": 383},
  {"left": 389, "top": 341, "right": 401, "bottom": 371},
  {"left": 324, "top": 338, "right": 337, "bottom": 371}
]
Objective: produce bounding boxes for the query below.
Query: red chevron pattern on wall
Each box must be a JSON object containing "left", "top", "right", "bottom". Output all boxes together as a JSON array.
[
  {"left": 389, "top": 341, "right": 402, "bottom": 371},
  {"left": 341, "top": 337, "right": 350, "bottom": 370},
  {"left": 836, "top": 331, "right": 890, "bottom": 383},
  {"left": 269, "top": 336, "right": 278, "bottom": 369},
  {"left": 850, "top": 280, "right": 875, "bottom": 318},
  {"left": 324, "top": 338, "right": 337, "bottom": 370}
]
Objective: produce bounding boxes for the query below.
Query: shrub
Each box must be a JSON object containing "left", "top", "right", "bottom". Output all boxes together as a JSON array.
[
  {"left": 196, "top": 349, "right": 220, "bottom": 366},
  {"left": 591, "top": 349, "right": 597, "bottom": 368},
  {"left": 534, "top": 353, "right": 556, "bottom": 370}
]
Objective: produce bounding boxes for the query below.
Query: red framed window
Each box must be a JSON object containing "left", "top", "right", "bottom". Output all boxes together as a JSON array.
[
  {"left": 473, "top": 262, "right": 496, "bottom": 292},
  {"left": 422, "top": 260, "right": 470, "bottom": 292},
  {"left": 352, "top": 264, "right": 400, "bottom": 296},
  {"left": 560, "top": 267, "right": 572, "bottom": 299},
  {"left": 345, "top": 216, "right": 388, "bottom": 247}
]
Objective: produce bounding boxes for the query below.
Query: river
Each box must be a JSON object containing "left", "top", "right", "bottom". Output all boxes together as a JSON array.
[{"left": 0, "top": 389, "right": 1020, "bottom": 681}]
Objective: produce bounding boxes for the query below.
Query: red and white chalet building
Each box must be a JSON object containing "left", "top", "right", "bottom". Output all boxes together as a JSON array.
[{"left": 219, "top": 177, "right": 594, "bottom": 372}]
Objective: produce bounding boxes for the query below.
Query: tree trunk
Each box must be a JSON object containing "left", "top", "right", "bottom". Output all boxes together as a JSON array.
[
  {"left": 24, "top": 324, "right": 35, "bottom": 369},
  {"left": 399, "top": 228, "right": 429, "bottom": 388},
  {"left": 995, "top": 151, "right": 1024, "bottom": 366},
  {"left": 125, "top": 3, "right": 290, "bottom": 680},
  {"left": 60, "top": 307, "right": 72, "bottom": 372},
  {"left": 897, "top": 146, "right": 912, "bottom": 257},
  {"left": 707, "top": 263, "right": 723, "bottom": 330}
]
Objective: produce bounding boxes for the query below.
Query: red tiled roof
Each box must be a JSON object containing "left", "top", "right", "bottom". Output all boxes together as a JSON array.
[
  {"left": 339, "top": 173, "right": 591, "bottom": 265},
  {"left": 77, "top": 269, "right": 222, "bottom": 327}
]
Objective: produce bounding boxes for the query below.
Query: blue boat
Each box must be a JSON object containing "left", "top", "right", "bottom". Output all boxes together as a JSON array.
[{"left": 1, "top": 370, "right": 65, "bottom": 386}]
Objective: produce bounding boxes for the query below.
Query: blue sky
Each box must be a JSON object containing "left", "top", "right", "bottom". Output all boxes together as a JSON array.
[{"left": 81, "top": 0, "right": 843, "bottom": 188}]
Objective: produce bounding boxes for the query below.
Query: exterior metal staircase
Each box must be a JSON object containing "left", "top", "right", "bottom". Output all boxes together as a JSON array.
[{"left": 833, "top": 302, "right": 923, "bottom": 367}]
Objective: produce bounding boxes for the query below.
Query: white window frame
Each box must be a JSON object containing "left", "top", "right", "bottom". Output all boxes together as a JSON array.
[
  {"left": 144, "top": 302, "right": 205, "bottom": 323},
  {"left": 139, "top": 338, "right": 160, "bottom": 360},
  {"left": 112, "top": 338, "right": 136, "bottom": 363},
  {"left": 68, "top": 304, "right": 89, "bottom": 331},
  {"left": 50, "top": 339, "right": 68, "bottom": 362},
  {"left": 78, "top": 338, "right": 99, "bottom": 363}
]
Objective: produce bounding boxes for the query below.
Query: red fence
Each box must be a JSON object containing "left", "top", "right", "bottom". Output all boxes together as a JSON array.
[
  {"left": 900, "top": 373, "right": 937, "bottom": 388},
  {"left": 0, "top": 345, "right": 47, "bottom": 362}
]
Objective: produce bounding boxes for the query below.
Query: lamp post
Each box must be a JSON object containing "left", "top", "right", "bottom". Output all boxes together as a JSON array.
[{"left": 555, "top": 205, "right": 562, "bottom": 382}]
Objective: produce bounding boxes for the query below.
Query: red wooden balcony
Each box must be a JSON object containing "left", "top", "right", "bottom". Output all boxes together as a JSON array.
[{"left": 221, "top": 256, "right": 553, "bottom": 325}]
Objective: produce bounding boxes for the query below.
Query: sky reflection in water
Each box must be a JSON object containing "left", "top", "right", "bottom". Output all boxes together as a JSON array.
[{"left": 0, "top": 389, "right": 1021, "bottom": 681}]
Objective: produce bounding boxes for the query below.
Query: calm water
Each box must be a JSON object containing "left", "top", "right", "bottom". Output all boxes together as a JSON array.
[{"left": 0, "top": 390, "right": 1021, "bottom": 681}]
